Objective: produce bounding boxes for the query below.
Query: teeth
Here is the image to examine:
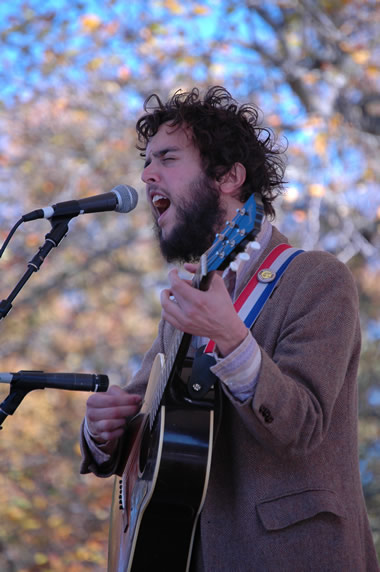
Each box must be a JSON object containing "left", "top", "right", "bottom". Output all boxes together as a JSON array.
[
  {"left": 152, "top": 194, "right": 167, "bottom": 205},
  {"left": 152, "top": 194, "right": 171, "bottom": 216}
]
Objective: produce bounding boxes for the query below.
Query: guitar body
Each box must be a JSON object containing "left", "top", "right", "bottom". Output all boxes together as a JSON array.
[{"left": 108, "top": 353, "right": 215, "bottom": 572}]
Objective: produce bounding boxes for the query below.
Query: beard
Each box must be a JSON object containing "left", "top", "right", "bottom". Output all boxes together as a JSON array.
[{"left": 154, "top": 174, "right": 227, "bottom": 263}]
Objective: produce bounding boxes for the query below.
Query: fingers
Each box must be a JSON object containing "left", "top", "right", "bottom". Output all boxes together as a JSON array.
[
  {"left": 183, "top": 262, "right": 198, "bottom": 274},
  {"left": 85, "top": 385, "right": 142, "bottom": 443},
  {"left": 87, "top": 384, "right": 140, "bottom": 410},
  {"left": 87, "top": 417, "right": 129, "bottom": 443},
  {"left": 160, "top": 270, "right": 189, "bottom": 323},
  {"left": 162, "top": 268, "right": 223, "bottom": 313},
  {"left": 168, "top": 268, "right": 193, "bottom": 293},
  {"left": 165, "top": 268, "right": 199, "bottom": 307},
  {"left": 161, "top": 268, "right": 202, "bottom": 313},
  {"left": 160, "top": 281, "right": 195, "bottom": 331},
  {"left": 160, "top": 265, "right": 242, "bottom": 344},
  {"left": 87, "top": 402, "right": 139, "bottom": 424}
]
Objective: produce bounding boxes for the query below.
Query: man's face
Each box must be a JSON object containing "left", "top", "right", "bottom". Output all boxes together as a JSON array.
[{"left": 142, "top": 123, "right": 226, "bottom": 262}]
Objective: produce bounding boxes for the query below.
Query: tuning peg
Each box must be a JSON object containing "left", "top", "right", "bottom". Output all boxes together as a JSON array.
[
  {"left": 238, "top": 252, "right": 250, "bottom": 261},
  {"left": 229, "top": 252, "right": 250, "bottom": 273},
  {"left": 229, "top": 260, "right": 240, "bottom": 273},
  {"left": 247, "top": 241, "right": 261, "bottom": 251}
]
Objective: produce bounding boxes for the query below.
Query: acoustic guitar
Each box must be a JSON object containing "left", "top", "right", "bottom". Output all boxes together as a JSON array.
[{"left": 108, "top": 195, "right": 264, "bottom": 571}]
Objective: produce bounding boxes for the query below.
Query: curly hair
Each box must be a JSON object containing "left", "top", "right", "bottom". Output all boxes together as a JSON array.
[{"left": 136, "top": 86, "right": 287, "bottom": 218}]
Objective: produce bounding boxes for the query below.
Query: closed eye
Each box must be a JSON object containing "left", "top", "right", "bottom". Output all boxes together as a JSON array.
[{"left": 144, "top": 146, "right": 181, "bottom": 168}]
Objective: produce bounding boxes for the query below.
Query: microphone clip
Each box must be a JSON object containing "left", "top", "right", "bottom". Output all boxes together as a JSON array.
[{"left": 0, "top": 383, "right": 35, "bottom": 430}]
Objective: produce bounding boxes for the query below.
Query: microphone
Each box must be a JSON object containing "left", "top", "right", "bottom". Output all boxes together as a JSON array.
[
  {"left": 0, "top": 371, "right": 109, "bottom": 392},
  {"left": 22, "top": 185, "right": 138, "bottom": 222}
]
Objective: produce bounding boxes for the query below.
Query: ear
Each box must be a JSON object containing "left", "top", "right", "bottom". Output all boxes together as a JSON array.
[{"left": 218, "top": 162, "right": 246, "bottom": 196}]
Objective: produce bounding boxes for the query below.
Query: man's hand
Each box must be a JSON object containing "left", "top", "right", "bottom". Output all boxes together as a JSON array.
[
  {"left": 85, "top": 385, "right": 142, "bottom": 447},
  {"left": 160, "top": 263, "right": 248, "bottom": 357}
]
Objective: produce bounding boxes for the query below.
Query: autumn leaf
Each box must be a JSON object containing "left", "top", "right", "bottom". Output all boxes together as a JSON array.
[{"left": 81, "top": 13, "right": 101, "bottom": 33}]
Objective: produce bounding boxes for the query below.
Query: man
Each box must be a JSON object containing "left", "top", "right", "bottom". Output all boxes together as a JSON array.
[{"left": 80, "top": 87, "right": 379, "bottom": 571}]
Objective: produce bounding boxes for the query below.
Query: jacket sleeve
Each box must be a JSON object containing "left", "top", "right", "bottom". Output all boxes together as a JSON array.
[{"left": 222, "top": 251, "right": 361, "bottom": 457}]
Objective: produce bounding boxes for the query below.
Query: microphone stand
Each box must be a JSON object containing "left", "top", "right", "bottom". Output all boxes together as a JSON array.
[
  {"left": 0, "top": 214, "right": 73, "bottom": 320},
  {"left": 0, "top": 214, "right": 75, "bottom": 428}
]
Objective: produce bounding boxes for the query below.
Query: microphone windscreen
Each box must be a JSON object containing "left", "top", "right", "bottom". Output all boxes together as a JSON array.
[{"left": 112, "top": 185, "right": 139, "bottom": 213}]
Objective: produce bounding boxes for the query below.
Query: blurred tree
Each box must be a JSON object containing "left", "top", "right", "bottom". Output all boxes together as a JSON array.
[{"left": 0, "top": 0, "right": 379, "bottom": 569}]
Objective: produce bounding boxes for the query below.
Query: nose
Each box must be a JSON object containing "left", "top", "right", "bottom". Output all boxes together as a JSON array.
[{"left": 141, "top": 161, "right": 159, "bottom": 184}]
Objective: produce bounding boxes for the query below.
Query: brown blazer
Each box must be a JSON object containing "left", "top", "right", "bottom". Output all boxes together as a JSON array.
[{"left": 80, "top": 227, "right": 379, "bottom": 571}]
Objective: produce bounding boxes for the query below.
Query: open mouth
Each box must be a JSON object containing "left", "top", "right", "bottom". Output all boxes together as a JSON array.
[{"left": 152, "top": 193, "right": 171, "bottom": 218}]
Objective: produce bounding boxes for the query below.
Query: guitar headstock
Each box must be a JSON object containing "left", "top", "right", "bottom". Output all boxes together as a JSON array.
[{"left": 197, "top": 194, "right": 264, "bottom": 286}]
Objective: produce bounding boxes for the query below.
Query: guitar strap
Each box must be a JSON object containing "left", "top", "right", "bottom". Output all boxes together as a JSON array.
[{"left": 187, "top": 244, "right": 304, "bottom": 398}]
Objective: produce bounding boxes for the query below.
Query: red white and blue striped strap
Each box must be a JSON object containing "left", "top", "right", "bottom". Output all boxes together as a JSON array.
[{"left": 204, "top": 244, "right": 304, "bottom": 353}]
